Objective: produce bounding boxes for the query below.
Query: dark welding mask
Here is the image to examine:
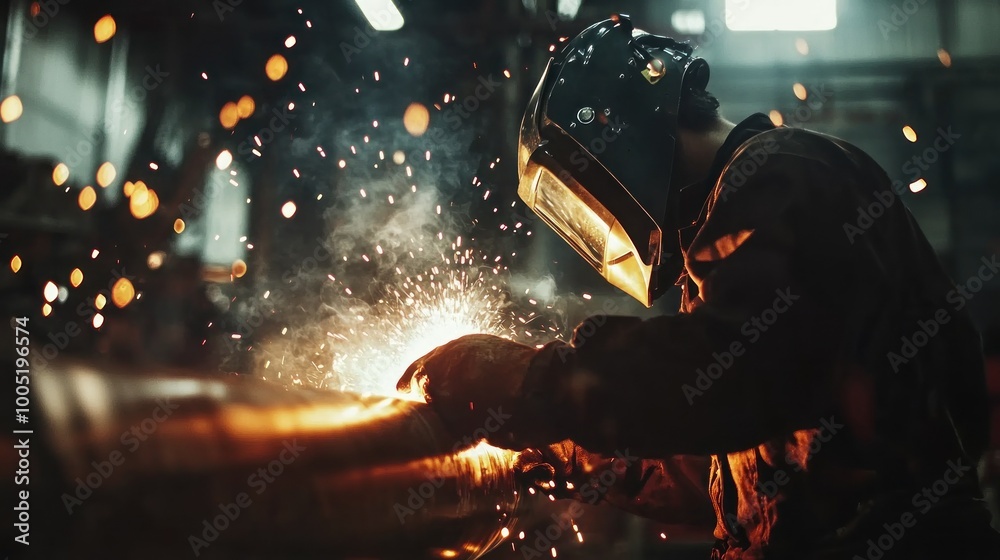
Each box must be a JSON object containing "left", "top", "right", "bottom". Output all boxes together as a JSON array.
[{"left": 517, "top": 15, "right": 709, "bottom": 307}]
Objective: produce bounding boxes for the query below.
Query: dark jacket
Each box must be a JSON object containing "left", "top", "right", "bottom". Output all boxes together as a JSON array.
[{"left": 528, "top": 114, "right": 998, "bottom": 559}]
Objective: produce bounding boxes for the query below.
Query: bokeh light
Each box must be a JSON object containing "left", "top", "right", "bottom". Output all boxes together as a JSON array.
[
  {"left": 232, "top": 259, "right": 248, "bottom": 278},
  {"left": 97, "top": 162, "right": 116, "bottom": 187},
  {"left": 112, "top": 277, "right": 136, "bottom": 308},
  {"left": 237, "top": 95, "right": 256, "bottom": 118},
  {"left": 403, "top": 102, "right": 430, "bottom": 136},
  {"left": 147, "top": 251, "right": 165, "bottom": 269},
  {"left": 53, "top": 163, "right": 69, "bottom": 186},
  {"left": 937, "top": 48, "right": 952, "bottom": 67},
  {"left": 94, "top": 15, "right": 117, "bottom": 43},
  {"left": 793, "top": 83, "right": 808, "bottom": 101},
  {"left": 78, "top": 186, "right": 97, "bottom": 211},
  {"left": 220, "top": 102, "right": 239, "bottom": 129},
  {"left": 216, "top": 149, "right": 233, "bottom": 170},
  {"left": 43, "top": 281, "right": 58, "bottom": 303},
  {"left": 129, "top": 184, "right": 159, "bottom": 219},
  {"left": 1, "top": 95, "right": 23, "bottom": 123},
  {"left": 266, "top": 54, "right": 289, "bottom": 81},
  {"left": 795, "top": 38, "right": 809, "bottom": 55}
]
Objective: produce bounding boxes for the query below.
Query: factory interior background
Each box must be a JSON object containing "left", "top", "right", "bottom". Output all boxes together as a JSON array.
[{"left": 1, "top": 0, "right": 999, "bottom": 558}]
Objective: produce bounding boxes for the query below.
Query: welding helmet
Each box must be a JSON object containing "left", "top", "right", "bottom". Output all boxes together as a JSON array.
[{"left": 517, "top": 15, "right": 709, "bottom": 307}]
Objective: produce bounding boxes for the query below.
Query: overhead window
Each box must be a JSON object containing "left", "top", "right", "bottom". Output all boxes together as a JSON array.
[
  {"left": 725, "top": 0, "right": 837, "bottom": 31},
  {"left": 354, "top": 0, "right": 404, "bottom": 31}
]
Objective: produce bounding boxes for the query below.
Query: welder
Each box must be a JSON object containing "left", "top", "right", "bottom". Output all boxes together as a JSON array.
[{"left": 397, "top": 15, "right": 1000, "bottom": 559}]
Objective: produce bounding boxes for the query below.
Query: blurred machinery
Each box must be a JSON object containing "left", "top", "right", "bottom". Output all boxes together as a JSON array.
[{"left": 3, "top": 361, "right": 523, "bottom": 559}]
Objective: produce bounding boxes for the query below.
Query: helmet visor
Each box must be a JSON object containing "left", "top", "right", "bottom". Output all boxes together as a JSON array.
[
  {"left": 517, "top": 125, "right": 662, "bottom": 307},
  {"left": 518, "top": 60, "right": 549, "bottom": 179}
]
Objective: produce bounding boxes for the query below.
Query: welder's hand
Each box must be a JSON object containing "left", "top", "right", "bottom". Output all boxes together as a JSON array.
[
  {"left": 396, "top": 334, "right": 560, "bottom": 450},
  {"left": 514, "top": 440, "right": 616, "bottom": 500}
]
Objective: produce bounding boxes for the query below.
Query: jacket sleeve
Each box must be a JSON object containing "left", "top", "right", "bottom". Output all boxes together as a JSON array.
[
  {"left": 584, "top": 453, "right": 716, "bottom": 528},
  {"left": 522, "top": 153, "right": 850, "bottom": 458},
  {"left": 523, "top": 441, "right": 716, "bottom": 527}
]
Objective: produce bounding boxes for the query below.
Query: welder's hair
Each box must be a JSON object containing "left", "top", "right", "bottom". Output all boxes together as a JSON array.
[{"left": 678, "top": 88, "right": 721, "bottom": 131}]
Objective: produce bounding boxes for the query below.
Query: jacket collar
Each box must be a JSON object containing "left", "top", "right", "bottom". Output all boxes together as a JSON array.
[{"left": 676, "top": 112, "right": 776, "bottom": 251}]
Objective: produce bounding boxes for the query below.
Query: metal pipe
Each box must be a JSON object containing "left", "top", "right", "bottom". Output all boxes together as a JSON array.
[{"left": 8, "top": 361, "right": 521, "bottom": 559}]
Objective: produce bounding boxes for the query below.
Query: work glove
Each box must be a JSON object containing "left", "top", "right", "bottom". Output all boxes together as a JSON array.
[
  {"left": 513, "top": 440, "right": 616, "bottom": 500},
  {"left": 396, "top": 334, "right": 566, "bottom": 450},
  {"left": 517, "top": 443, "right": 716, "bottom": 526}
]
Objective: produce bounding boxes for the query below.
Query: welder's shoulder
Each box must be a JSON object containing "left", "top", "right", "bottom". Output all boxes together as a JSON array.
[{"left": 715, "top": 127, "right": 883, "bottom": 207}]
